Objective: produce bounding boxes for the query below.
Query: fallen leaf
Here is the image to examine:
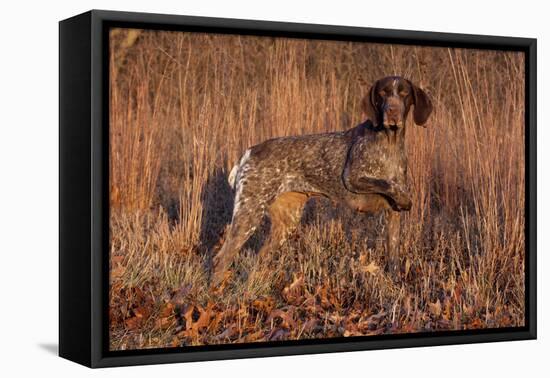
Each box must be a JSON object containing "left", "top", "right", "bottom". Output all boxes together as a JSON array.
[
  {"left": 170, "top": 336, "right": 180, "bottom": 347},
  {"left": 237, "top": 330, "right": 265, "bottom": 343},
  {"left": 301, "top": 318, "right": 318, "bottom": 334},
  {"left": 268, "top": 328, "right": 289, "bottom": 341},
  {"left": 252, "top": 296, "right": 275, "bottom": 314},
  {"left": 267, "top": 307, "right": 297, "bottom": 329},
  {"left": 317, "top": 286, "right": 332, "bottom": 309},
  {"left": 155, "top": 316, "right": 174, "bottom": 330},
  {"left": 124, "top": 316, "right": 140, "bottom": 330},
  {"left": 469, "top": 317, "right": 484, "bottom": 329},
  {"left": 133, "top": 305, "right": 151, "bottom": 319},
  {"left": 111, "top": 266, "right": 126, "bottom": 279},
  {"left": 194, "top": 306, "right": 211, "bottom": 331},
  {"left": 159, "top": 302, "right": 175, "bottom": 318},
  {"left": 111, "top": 255, "right": 124, "bottom": 265},
  {"left": 214, "top": 324, "right": 238, "bottom": 341}
]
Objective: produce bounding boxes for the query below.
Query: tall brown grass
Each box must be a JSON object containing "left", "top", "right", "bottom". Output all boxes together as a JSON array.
[{"left": 109, "top": 28, "right": 525, "bottom": 350}]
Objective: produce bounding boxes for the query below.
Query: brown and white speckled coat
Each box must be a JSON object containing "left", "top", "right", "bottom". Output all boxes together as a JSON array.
[{"left": 211, "top": 76, "right": 433, "bottom": 287}]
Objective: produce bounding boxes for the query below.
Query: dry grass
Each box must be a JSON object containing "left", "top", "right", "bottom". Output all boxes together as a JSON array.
[{"left": 108, "top": 28, "right": 525, "bottom": 350}]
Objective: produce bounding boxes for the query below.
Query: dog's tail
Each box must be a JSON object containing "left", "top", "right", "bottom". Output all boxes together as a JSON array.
[
  {"left": 228, "top": 164, "right": 239, "bottom": 190},
  {"left": 228, "top": 149, "right": 252, "bottom": 190}
]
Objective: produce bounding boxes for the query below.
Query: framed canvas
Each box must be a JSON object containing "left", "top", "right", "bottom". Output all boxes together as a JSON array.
[{"left": 59, "top": 10, "right": 536, "bottom": 368}]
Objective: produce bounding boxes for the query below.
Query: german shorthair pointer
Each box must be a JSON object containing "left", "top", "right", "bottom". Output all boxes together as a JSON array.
[{"left": 211, "top": 76, "right": 433, "bottom": 287}]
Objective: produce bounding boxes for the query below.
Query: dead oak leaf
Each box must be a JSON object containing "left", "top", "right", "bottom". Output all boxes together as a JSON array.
[
  {"left": 237, "top": 330, "right": 265, "bottom": 343},
  {"left": 124, "top": 316, "right": 140, "bottom": 330},
  {"left": 267, "top": 307, "right": 297, "bottom": 329},
  {"left": 111, "top": 266, "right": 126, "bottom": 280},
  {"left": 252, "top": 296, "right": 275, "bottom": 314},
  {"left": 268, "top": 328, "right": 289, "bottom": 341},
  {"left": 111, "top": 255, "right": 124, "bottom": 265},
  {"left": 213, "top": 324, "right": 239, "bottom": 341},
  {"left": 300, "top": 318, "right": 318, "bottom": 334},
  {"left": 159, "top": 302, "right": 175, "bottom": 318},
  {"left": 155, "top": 316, "right": 174, "bottom": 330}
]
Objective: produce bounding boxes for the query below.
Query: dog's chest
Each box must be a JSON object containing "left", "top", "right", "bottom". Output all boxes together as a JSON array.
[{"left": 350, "top": 133, "right": 407, "bottom": 183}]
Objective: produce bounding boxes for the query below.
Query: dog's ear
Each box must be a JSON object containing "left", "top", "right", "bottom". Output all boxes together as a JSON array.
[
  {"left": 409, "top": 81, "right": 433, "bottom": 126},
  {"left": 361, "top": 81, "right": 380, "bottom": 126}
]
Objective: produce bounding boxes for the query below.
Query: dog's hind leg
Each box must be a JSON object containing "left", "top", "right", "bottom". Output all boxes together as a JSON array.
[
  {"left": 257, "top": 192, "right": 309, "bottom": 258},
  {"left": 211, "top": 197, "right": 265, "bottom": 288}
]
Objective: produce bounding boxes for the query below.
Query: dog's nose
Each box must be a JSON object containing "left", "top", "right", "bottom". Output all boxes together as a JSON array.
[{"left": 385, "top": 108, "right": 401, "bottom": 125}]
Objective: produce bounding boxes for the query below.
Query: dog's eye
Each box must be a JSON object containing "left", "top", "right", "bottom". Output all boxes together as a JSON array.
[{"left": 378, "top": 90, "right": 387, "bottom": 96}]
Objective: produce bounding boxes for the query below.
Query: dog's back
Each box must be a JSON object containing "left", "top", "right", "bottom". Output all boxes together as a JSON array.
[{"left": 229, "top": 131, "right": 352, "bottom": 203}]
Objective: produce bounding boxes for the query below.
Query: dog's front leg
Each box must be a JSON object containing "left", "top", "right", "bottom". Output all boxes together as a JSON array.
[{"left": 385, "top": 209, "right": 401, "bottom": 276}]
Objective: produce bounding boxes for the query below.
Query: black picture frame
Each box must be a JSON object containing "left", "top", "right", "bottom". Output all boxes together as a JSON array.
[{"left": 59, "top": 9, "right": 537, "bottom": 368}]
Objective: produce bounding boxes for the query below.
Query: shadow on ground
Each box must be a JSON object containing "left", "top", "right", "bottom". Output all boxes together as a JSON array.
[{"left": 38, "top": 343, "right": 58, "bottom": 356}]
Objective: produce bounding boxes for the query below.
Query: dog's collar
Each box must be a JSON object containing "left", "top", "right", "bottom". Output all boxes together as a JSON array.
[{"left": 362, "top": 119, "right": 383, "bottom": 132}]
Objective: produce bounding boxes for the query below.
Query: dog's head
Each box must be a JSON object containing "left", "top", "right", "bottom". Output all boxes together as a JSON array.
[{"left": 361, "top": 76, "right": 433, "bottom": 130}]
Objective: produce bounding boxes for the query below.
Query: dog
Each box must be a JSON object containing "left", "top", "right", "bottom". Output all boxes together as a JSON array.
[{"left": 211, "top": 76, "right": 433, "bottom": 287}]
